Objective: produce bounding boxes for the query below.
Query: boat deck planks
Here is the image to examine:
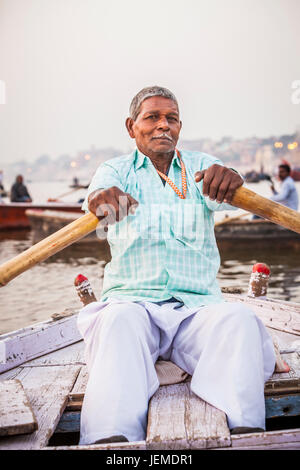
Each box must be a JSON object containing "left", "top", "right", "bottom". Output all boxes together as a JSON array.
[
  {"left": 46, "top": 441, "right": 147, "bottom": 450},
  {"left": 229, "top": 428, "right": 300, "bottom": 450},
  {"left": 0, "top": 313, "right": 82, "bottom": 374},
  {"left": 0, "top": 379, "right": 38, "bottom": 437},
  {"left": 224, "top": 294, "right": 300, "bottom": 337},
  {"left": 69, "top": 365, "right": 88, "bottom": 404},
  {"left": 21, "top": 340, "right": 85, "bottom": 368},
  {"left": 0, "top": 365, "right": 80, "bottom": 449},
  {"left": 0, "top": 294, "right": 300, "bottom": 449}
]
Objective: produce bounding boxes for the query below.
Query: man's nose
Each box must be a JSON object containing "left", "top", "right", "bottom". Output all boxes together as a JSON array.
[{"left": 157, "top": 116, "right": 170, "bottom": 130}]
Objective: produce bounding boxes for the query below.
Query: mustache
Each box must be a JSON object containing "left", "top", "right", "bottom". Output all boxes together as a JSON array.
[{"left": 151, "top": 134, "right": 173, "bottom": 141}]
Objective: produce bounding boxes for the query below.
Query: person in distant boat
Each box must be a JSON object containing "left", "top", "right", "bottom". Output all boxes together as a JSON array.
[
  {"left": 0, "top": 170, "right": 7, "bottom": 198},
  {"left": 77, "top": 86, "right": 276, "bottom": 445},
  {"left": 0, "top": 171, "right": 4, "bottom": 204},
  {"left": 270, "top": 164, "right": 299, "bottom": 211},
  {"left": 10, "top": 175, "right": 32, "bottom": 203}
]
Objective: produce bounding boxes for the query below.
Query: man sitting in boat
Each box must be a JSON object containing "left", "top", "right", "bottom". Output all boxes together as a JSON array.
[
  {"left": 270, "top": 163, "right": 299, "bottom": 211},
  {"left": 10, "top": 175, "right": 32, "bottom": 203},
  {"left": 77, "top": 86, "right": 276, "bottom": 445}
]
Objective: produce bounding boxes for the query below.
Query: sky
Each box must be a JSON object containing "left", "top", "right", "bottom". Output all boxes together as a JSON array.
[{"left": 0, "top": 0, "right": 300, "bottom": 164}]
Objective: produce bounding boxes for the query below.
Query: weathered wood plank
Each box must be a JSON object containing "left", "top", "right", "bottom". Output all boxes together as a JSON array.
[
  {"left": 146, "top": 383, "right": 231, "bottom": 450},
  {"left": 66, "top": 400, "right": 82, "bottom": 411},
  {"left": 266, "top": 394, "right": 300, "bottom": 419},
  {"left": 22, "top": 340, "right": 85, "bottom": 367},
  {"left": 55, "top": 411, "right": 81, "bottom": 433},
  {"left": 0, "top": 314, "right": 82, "bottom": 373},
  {"left": 185, "top": 386, "right": 231, "bottom": 449},
  {"left": 146, "top": 383, "right": 188, "bottom": 450},
  {"left": 224, "top": 294, "right": 300, "bottom": 336},
  {"left": 230, "top": 427, "right": 300, "bottom": 449},
  {"left": 223, "top": 294, "right": 300, "bottom": 315},
  {"left": 45, "top": 441, "right": 147, "bottom": 450},
  {"left": 0, "top": 365, "right": 80, "bottom": 449},
  {"left": 221, "top": 441, "right": 300, "bottom": 450},
  {"left": 0, "top": 380, "right": 38, "bottom": 437},
  {"left": 69, "top": 365, "right": 89, "bottom": 401}
]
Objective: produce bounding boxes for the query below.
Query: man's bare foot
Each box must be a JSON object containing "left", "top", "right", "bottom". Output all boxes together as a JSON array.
[{"left": 93, "top": 435, "right": 129, "bottom": 444}]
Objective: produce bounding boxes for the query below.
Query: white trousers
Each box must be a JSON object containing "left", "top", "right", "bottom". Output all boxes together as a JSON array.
[{"left": 77, "top": 298, "right": 276, "bottom": 445}]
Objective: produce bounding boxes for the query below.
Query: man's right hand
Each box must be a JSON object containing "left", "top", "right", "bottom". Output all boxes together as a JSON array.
[{"left": 88, "top": 186, "right": 138, "bottom": 225}]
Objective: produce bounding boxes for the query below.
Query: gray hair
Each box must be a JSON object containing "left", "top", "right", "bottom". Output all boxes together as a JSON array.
[{"left": 129, "top": 86, "right": 178, "bottom": 121}]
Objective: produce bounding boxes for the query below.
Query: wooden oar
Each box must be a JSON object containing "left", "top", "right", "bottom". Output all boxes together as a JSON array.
[
  {"left": 0, "top": 186, "right": 300, "bottom": 287},
  {"left": 231, "top": 186, "right": 300, "bottom": 232}
]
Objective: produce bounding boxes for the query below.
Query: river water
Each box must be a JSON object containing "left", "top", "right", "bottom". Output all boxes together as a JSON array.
[{"left": 0, "top": 180, "right": 300, "bottom": 335}]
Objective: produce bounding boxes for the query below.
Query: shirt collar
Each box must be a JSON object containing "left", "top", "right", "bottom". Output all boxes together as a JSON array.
[{"left": 134, "top": 148, "right": 182, "bottom": 170}]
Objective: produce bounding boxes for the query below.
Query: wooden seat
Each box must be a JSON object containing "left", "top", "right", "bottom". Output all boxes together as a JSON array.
[{"left": 146, "top": 382, "right": 231, "bottom": 449}]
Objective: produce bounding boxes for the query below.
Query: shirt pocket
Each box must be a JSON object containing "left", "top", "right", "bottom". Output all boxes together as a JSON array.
[{"left": 170, "top": 199, "right": 205, "bottom": 250}]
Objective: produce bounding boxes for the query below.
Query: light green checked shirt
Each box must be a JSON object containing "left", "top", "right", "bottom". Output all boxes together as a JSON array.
[{"left": 82, "top": 149, "right": 237, "bottom": 308}]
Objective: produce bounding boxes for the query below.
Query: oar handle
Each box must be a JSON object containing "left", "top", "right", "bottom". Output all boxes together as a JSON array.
[
  {"left": 0, "top": 212, "right": 99, "bottom": 287},
  {"left": 231, "top": 186, "right": 300, "bottom": 234}
]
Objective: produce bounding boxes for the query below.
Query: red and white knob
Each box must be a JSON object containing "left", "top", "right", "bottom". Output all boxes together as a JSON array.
[
  {"left": 74, "top": 274, "right": 97, "bottom": 306},
  {"left": 247, "top": 263, "right": 270, "bottom": 298}
]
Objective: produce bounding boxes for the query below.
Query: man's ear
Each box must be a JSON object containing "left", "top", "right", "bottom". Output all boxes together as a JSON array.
[{"left": 125, "top": 117, "right": 135, "bottom": 139}]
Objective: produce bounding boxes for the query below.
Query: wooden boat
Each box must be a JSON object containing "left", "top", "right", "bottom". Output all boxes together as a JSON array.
[
  {"left": 215, "top": 217, "right": 300, "bottom": 242},
  {"left": 0, "top": 203, "right": 83, "bottom": 230},
  {"left": 0, "top": 292, "right": 300, "bottom": 450}
]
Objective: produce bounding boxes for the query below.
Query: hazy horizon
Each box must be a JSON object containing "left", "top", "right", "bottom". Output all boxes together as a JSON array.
[{"left": 1, "top": 0, "right": 300, "bottom": 164}]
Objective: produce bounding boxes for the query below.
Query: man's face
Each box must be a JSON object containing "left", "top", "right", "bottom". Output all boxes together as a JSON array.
[
  {"left": 278, "top": 167, "right": 289, "bottom": 181},
  {"left": 126, "top": 96, "right": 182, "bottom": 156}
]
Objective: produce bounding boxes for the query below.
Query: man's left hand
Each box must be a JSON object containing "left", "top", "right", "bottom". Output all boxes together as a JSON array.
[{"left": 194, "top": 164, "right": 244, "bottom": 204}]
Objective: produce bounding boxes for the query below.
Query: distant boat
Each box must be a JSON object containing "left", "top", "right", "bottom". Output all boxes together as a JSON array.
[
  {"left": 0, "top": 203, "right": 83, "bottom": 230},
  {"left": 69, "top": 177, "right": 88, "bottom": 189},
  {"left": 244, "top": 170, "right": 272, "bottom": 183},
  {"left": 215, "top": 217, "right": 300, "bottom": 242},
  {"left": 69, "top": 184, "right": 89, "bottom": 189}
]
